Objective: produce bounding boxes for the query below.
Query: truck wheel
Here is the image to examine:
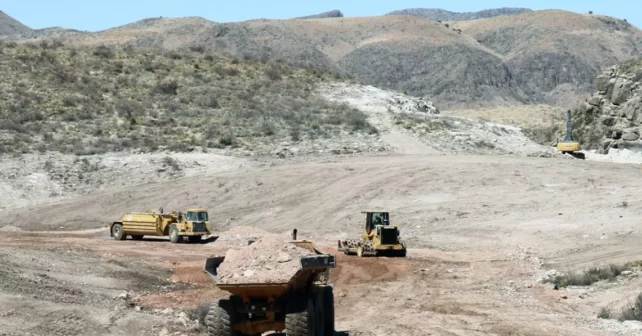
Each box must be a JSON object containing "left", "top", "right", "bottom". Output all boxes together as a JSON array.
[
  {"left": 131, "top": 235, "right": 144, "bottom": 240},
  {"left": 204, "top": 299, "right": 237, "bottom": 336},
  {"left": 169, "top": 225, "right": 181, "bottom": 243},
  {"left": 112, "top": 224, "right": 126, "bottom": 241},
  {"left": 188, "top": 236, "right": 202, "bottom": 243},
  {"left": 286, "top": 297, "right": 316, "bottom": 336},
  {"left": 322, "top": 286, "right": 334, "bottom": 336}
]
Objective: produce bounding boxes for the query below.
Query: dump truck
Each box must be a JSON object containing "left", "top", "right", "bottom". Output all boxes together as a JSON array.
[
  {"left": 202, "top": 230, "right": 336, "bottom": 336},
  {"left": 109, "top": 208, "right": 211, "bottom": 243},
  {"left": 337, "top": 211, "right": 406, "bottom": 257}
]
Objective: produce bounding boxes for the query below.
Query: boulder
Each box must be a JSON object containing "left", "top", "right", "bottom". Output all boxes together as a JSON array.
[
  {"left": 612, "top": 78, "right": 634, "bottom": 105},
  {"left": 595, "top": 75, "right": 611, "bottom": 92},
  {"left": 618, "top": 140, "right": 642, "bottom": 151},
  {"left": 587, "top": 95, "right": 602, "bottom": 106},
  {"left": 621, "top": 132, "right": 639, "bottom": 141}
]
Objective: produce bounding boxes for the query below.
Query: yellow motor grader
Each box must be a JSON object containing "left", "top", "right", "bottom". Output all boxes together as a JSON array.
[{"left": 337, "top": 211, "right": 407, "bottom": 257}]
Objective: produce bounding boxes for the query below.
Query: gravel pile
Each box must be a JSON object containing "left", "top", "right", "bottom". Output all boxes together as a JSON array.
[{"left": 217, "top": 234, "right": 315, "bottom": 285}]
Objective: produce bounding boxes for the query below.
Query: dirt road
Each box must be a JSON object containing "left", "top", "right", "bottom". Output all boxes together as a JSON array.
[{"left": 3, "top": 153, "right": 642, "bottom": 335}]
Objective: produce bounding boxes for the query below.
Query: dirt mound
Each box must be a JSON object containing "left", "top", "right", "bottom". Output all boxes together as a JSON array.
[
  {"left": 170, "top": 261, "right": 212, "bottom": 285},
  {"left": 330, "top": 249, "right": 413, "bottom": 286},
  {"left": 217, "top": 235, "right": 315, "bottom": 284}
]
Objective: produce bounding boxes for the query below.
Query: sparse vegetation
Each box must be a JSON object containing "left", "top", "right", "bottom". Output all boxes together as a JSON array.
[
  {"left": 598, "top": 307, "right": 613, "bottom": 319},
  {"left": 161, "top": 156, "right": 180, "bottom": 171},
  {"left": 599, "top": 293, "right": 642, "bottom": 322},
  {"left": 0, "top": 42, "right": 376, "bottom": 155},
  {"left": 546, "top": 263, "right": 629, "bottom": 288},
  {"left": 619, "top": 293, "right": 642, "bottom": 322}
]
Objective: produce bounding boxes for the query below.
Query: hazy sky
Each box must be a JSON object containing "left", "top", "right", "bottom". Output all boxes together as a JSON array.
[{"left": 4, "top": 0, "right": 641, "bottom": 31}]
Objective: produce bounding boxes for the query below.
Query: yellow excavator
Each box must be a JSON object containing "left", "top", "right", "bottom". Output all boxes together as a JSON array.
[
  {"left": 338, "top": 211, "right": 406, "bottom": 257},
  {"left": 556, "top": 110, "right": 585, "bottom": 160}
]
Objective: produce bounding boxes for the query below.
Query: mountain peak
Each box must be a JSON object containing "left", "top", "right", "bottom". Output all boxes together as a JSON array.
[
  {"left": 0, "top": 10, "right": 32, "bottom": 36},
  {"left": 294, "top": 10, "right": 344, "bottom": 20}
]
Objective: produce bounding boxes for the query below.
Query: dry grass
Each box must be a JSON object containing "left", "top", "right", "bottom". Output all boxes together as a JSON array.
[
  {"left": 0, "top": 41, "right": 375, "bottom": 155},
  {"left": 546, "top": 263, "right": 629, "bottom": 288}
]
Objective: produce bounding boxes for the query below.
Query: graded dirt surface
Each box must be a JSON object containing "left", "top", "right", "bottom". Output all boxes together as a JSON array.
[{"left": 4, "top": 153, "right": 642, "bottom": 335}]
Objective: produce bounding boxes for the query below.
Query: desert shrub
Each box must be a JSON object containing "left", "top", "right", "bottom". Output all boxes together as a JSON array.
[
  {"left": 547, "top": 264, "right": 627, "bottom": 288},
  {"left": 162, "top": 156, "right": 180, "bottom": 171},
  {"left": 52, "top": 68, "right": 76, "bottom": 84},
  {"left": 93, "top": 45, "right": 115, "bottom": 59},
  {"left": 213, "top": 65, "right": 240, "bottom": 77},
  {"left": 154, "top": 80, "right": 179, "bottom": 95},
  {"left": 598, "top": 307, "right": 613, "bottom": 319},
  {"left": 619, "top": 294, "right": 642, "bottom": 322},
  {"left": 265, "top": 66, "right": 283, "bottom": 81},
  {"left": 218, "top": 134, "right": 235, "bottom": 147},
  {"left": 189, "top": 45, "right": 206, "bottom": 53}
]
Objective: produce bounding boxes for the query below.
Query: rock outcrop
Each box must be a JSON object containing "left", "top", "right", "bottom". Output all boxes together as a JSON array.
[{"left": 573, "top": 60, "right": 642, "bottom": 153}]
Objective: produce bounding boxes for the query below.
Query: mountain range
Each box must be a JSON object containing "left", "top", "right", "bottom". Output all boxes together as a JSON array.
[{"left": 1, "top": 7, "right": 640, "bottom": 109}]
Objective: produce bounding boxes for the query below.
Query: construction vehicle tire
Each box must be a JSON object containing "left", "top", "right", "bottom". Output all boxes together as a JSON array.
[
  {"left": 205, "top": 299, "right": 237, "bottom": 336},
  {"left": 169, "top": 225, "right": 181, "bottom": 244},
  {"left": 188, "top": 236, "right": 202, "bottom": 244},
  {"left": 131, "top": 235, "right": 144, "bottom": 240},
  {"left": 285, "top": 296, "right": 316, "bottom": 336},
  {"left": 112, "top": 224, "right": 126, "bottom": 241},
  {"left": 322, "top": 286, "right": 334, "bottom": 336}
]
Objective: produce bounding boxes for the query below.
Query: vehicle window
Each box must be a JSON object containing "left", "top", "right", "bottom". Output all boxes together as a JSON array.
[
  {"left": 186, "top": 212, "right": 197, "bottom": 221},
  {"left": 197, "top": 212, "right": 208, "bottom": 221}
]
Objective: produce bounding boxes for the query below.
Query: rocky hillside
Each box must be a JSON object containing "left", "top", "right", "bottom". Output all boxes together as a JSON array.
[
  {"left": 3, "top": 9, "right": 641, "bottom": 109},
  {"left": 386, "top": 7, "right": 532, "bottom": 21},
  {"left": 572, "top": 59, "right": 642, "bottom": 153},
  {"left": 0, "top": 41, "right": 380, "bottom": 156},
  {"left": 32, "top": 16, "right": 525, "bottom": 108},
  {"left": 454, "top": 10, "right": 642, "bottom": 108},
  {"left": 294, "top": 10, "right": 344, "bottom": 19},
  {"left": 0, "top": 10, "right": 31, "bottom": 36}
]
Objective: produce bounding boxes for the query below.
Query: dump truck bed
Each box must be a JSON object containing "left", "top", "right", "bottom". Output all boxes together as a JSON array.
[{"left": 204, "top": 253, "right": 335, "bottom": 297}]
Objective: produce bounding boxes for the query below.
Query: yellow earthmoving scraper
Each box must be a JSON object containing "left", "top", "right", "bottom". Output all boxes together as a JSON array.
[{"left": 556, "top": 110, "right": 585, "bottom": 160}]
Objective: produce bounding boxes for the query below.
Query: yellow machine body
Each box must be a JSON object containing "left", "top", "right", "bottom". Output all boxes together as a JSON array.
[{"left": 109, "top": 208, "right": 210, "bottom": 242}]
